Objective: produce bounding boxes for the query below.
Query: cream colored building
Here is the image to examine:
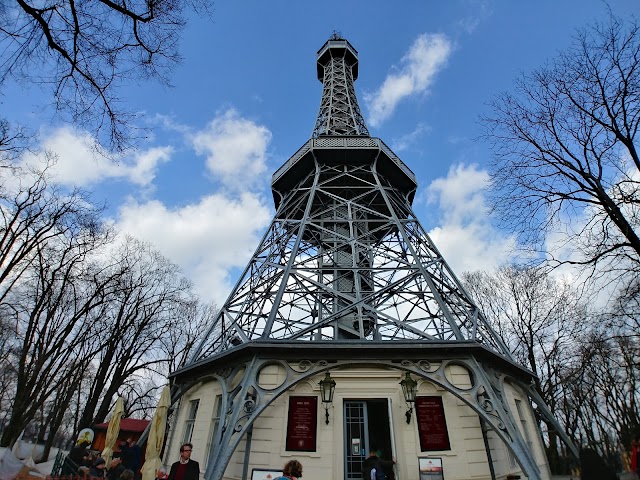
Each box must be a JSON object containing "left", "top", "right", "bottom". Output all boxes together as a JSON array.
[{"left": 163, "top": 344, "right": 563, "bottom": 480}]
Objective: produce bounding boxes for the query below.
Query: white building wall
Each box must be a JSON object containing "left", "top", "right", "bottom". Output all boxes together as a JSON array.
[{"left": 163, "top": 365, "right": 551, "bottom": 480}]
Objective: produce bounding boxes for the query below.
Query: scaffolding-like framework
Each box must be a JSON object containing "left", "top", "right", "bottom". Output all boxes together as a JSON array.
[{"left": 171, "top": 35, "right": 577, "bottom": 480}]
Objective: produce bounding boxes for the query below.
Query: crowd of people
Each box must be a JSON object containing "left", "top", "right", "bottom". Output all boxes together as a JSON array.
[
  {"left": 65, "top": 440, "right": 399, "bottom": 480},
  {"left": 63, "top": 434, "right": 640, "bottom": 480},
  {"left": 63, "top": 437, "right": 148, "bottom": 480}
]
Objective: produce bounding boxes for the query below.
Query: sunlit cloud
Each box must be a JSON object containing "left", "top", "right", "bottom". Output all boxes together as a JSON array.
[
  {"left": 425, "top": 163, "right": 517, "bottom": 274},
  {"left": 115, "top": 193, "right": 272, "bottom": 304},
  {"left": 190, "top": 109, "right": 272, "bottom": 190},
  {"left": 391, "top": 123, "right": 431, "bottom": 152},
  {"left": 18, "top": 126, "right": 172, "bottom": 187},
  {"left": 365, "top": 33, "right": 453, "bottom": 127}
]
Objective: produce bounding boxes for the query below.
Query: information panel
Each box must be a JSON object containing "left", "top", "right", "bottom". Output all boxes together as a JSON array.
[
  {"left": 418, "top": 457, "right": 444, "bottom": 480},
  {"left": 285, "top": 396, "right": 318, "bottom": 451},
  {"left": 251, "top": 469, "right": 283, "bottom": 480},
  {"left": 415, "top": 396, "right": 451, "bottom": 451}
]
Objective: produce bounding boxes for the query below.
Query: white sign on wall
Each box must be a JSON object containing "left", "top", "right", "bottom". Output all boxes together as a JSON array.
[
  {"left": 251, "top": 469, "right": 283, "bottom": 480},
  {"left": 419, "top": 457, "right": 444, "bottom": 480}
]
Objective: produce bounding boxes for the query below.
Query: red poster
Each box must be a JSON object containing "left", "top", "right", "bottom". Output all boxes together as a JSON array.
[
  {"left": 286, "top": 396, "right": 318, "bottom": 452},
  {"left": 415, "top": 396, "right": 451, "bottom": 451}
]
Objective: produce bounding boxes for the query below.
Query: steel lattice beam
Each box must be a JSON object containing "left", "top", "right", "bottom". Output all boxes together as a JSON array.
[{"left": 189, "top": 160, "right": 510, "bottom": 361}]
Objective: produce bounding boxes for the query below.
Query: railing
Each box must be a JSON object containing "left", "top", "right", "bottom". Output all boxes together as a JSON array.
[
  {"left": 271, "top": 137, "right": 416, "bottom": 185},
  {"left": 377, "top": 138, "right": 417, "bottom": 184},
  {"left": 272, "top": 140, "right": 312, "bottom": 183},
  {"left": 51, "top": 451, "right": 67, "bottom": 477},
  {"left": 48, "top": 452, "right": 91, "bottom": 479}
]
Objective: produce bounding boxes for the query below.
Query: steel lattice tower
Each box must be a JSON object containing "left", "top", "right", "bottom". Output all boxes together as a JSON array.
[
  {"left": 190, "top": 35, "right": 510, "bottom": 359},
  {"left": 170, "top": 35, "right": 576, "bottom": 480}
]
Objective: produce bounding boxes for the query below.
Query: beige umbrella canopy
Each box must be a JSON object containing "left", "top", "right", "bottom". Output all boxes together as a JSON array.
[
  {"left": 101, "top": 397, "right": 124, "bottom": 466},
  {"left": 141, "top": 386, "right": 171, "bottom": 480}
]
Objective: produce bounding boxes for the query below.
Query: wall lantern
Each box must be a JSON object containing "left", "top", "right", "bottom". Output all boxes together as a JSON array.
[
  {"left": 399, "top": 372, "right": 418, "bottom": 424},
  {"left": 319, "top": 372, "right": 336, "bottom": 424}
]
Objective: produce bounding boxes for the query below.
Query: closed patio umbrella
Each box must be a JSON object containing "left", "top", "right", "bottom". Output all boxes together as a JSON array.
[
  {"left": 101, "top": 397, "right": 124, "bottom": 466},
  {"left": 141, "top": 386, "right": 171, "bottom": 480}
]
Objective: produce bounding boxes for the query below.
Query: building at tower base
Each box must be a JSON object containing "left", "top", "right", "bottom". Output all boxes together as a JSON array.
[
  {"left": 162, "top": 35, "right": 576, "bottom": 480},
  {"left": 164, "top": 344, "right": 556, "bottom": 480}
]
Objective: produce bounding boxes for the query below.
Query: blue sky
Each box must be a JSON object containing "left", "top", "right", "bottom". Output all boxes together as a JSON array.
[{"left": 5, "top": 0, "right": 639, "bottom": 304}]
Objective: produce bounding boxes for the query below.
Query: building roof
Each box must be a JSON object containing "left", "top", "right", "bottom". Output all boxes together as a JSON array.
[{"left": 93, "top": 418, "right": 150, "bottom": 432}]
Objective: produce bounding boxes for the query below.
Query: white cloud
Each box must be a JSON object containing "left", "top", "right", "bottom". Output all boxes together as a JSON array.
[
  {"left": 115, "top": 193, "right": 272, "bottom": 304},
  {"left": 391, "top": 122, "right": 431, "bottom": 152},
  {"left": 455, "top": 0, "right": 493, "bottom": 35},
  {"left": 425, "top": 163, "right": 517, "bottom": 274},
  {"left": 191, "top": 109, "right": 272, "bottom": 190},
  {"left": 19, "top": 126, "right": 172, "bottom": 187},
  {"left": 365, "top": 33, "right": 453, "bottom": 127}
]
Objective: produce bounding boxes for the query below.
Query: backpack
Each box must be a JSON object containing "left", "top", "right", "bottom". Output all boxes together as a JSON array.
[{"left": 370, "top": 463, "right": 387, "bottom": 480}]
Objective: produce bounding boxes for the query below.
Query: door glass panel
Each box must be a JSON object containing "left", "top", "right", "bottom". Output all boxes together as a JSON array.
[{"left": 344, "top": 401, "right": 368, "bottom": 480}]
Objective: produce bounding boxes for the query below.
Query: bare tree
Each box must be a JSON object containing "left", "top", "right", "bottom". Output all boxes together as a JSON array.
[
  {"left": 482, "top": 14, "right": 640, "bottom": 282},
  {"left": 77, "top": 236, "right": 193, "bottom": 430},
  {"left": 0, "top": 163, "right": 109, "bottom": 447},
  {"left": 562, "top": 329, "right": 640, "bottom": 467},
  {"left": 36, "top": 352, "right": 94, "bottom": 460},
  {"left": 0, "top": 162, "right": 102, "bottom": 307},
  {"left": 160, "top": 300, "right": 217, "bottom": 373},
  {"left": 0, "top": 221, "right": 114, "bottom": 448},
  {"left": 609, "top": 278, "right": 640, "bottom": 333},
  {"left": 1, "top": 0, "right": 211, "bottom": 150},
  {"left": 0, "top": 119, "right": 28, "bottom": 163},
  {"left": 463, "top": 265, "right": 589, "bottom": 472},
  {"left": 0, "top": 170, "right": 210, "bottom": 446},
  {"left": 0, "top": 313, "right": 16, "bottom": 432}
]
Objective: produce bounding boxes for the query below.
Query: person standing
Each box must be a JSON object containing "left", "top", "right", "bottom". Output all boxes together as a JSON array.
[
  {"left": 119, "top": 470, "right": 135, "bottom": 480},
  {"left": 362, "top": 449, "right": 394, "bottom": 480},
  {"left": 64, "top": 440, "right": 90, "bottom": 474},
  {"left": 120, "top": 438, "right": 142, "bottom": 473},
  {"left": 632, "top": 438, "right": 640, "bottom": 478},
  {"left": 167, "top": 443, "right": 200, "bottom": 480},
  {"left": 155, "top": 467, "right": 168, "bottom": 480}
]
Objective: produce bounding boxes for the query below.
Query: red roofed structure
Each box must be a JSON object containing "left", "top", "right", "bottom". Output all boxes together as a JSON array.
[{"left": 91, "top": 417, "right": 150, "bottom": 454}]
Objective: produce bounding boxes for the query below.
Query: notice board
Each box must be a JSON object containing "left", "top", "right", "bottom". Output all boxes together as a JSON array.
[
  {"left": 251, "top": 469, "right": 283, "bottom": 480},
  {"left": 418, "top": 457, "right": 444, "bottom": 480},
  {"left": 285, "top": 396, "right": 318, "bottom": 451},
  {"left": 415, "top": 396, "right": 451, "bottom": 451}
]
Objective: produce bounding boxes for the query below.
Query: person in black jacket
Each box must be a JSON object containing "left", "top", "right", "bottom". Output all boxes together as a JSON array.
[
  {"left": 107, "top": 457, "right": 126, "bottom": 480},
  {"left": 167, "top": 443, "right": 200, "bottom": 480},
  {"left": 120, "top": 438, "right": 142, "bottom": 473},
  {"left": 362, "top": 449, "right": 394, "bottom": 480}
]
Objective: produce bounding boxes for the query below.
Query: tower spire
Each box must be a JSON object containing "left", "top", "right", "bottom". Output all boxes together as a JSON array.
[{"left": 312, "top": 34, "right": 370, "bottom": 137}]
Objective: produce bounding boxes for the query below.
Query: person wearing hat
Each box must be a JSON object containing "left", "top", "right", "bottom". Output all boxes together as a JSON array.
[{"left": 89, "top": 457, "right": 107, "bottom": 478}]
